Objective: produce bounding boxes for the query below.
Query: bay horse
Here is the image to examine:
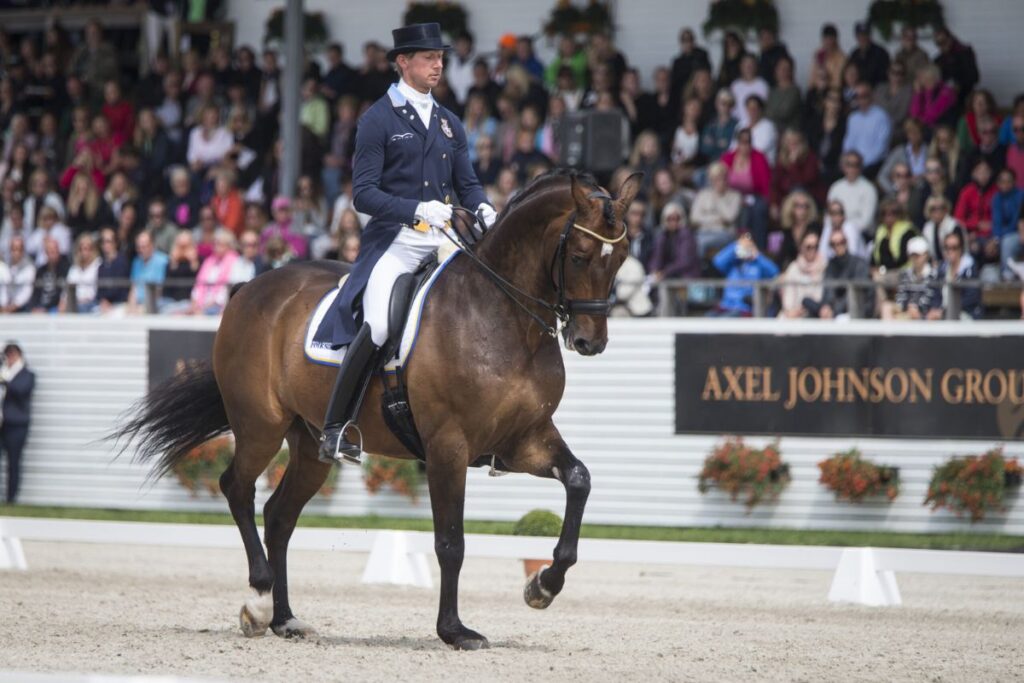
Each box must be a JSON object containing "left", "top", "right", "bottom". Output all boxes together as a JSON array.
[{"left": 113, "top": 170, "right": 642, "bottom": 650}]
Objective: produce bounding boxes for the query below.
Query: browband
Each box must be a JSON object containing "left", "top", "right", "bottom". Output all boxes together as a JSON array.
[{"left": 573, "top": 223, "right": 627, "bottom": 245}]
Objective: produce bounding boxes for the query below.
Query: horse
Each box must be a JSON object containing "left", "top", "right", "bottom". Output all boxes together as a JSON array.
[{"left": 112, "top": 169, "right": 642, "bottom": 650}]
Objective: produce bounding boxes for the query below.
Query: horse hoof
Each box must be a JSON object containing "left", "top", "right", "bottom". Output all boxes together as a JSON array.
[
  {"left": 271, "top": 617, "right": 316, "bottom": 639},
  {"left": 239, "top": 591, "right": 273, "bottom": 637},
  {"left": 451, "top": 636, "right": 490, "bottom": 651},
  {"left": 442, "top": 625, "right": 490, "bottom": 651},
  {"left": 523, "top": 569, "right": 554, "bottom": 609}
]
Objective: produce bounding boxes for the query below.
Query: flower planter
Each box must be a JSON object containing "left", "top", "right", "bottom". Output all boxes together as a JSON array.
[
  {"left": 522, "top": 558, "right": 549, "bottom": 577},
  {"left": 1006, "top": 470, "right": 1022, "bottom": 488}
]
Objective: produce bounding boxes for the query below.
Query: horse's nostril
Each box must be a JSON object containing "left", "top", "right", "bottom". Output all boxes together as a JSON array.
[{"left": 574, "top": 338, "right": 590, "bottom": 353}]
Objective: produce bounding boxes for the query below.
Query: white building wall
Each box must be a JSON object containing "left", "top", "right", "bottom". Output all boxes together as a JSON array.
[
  {"left": 225, "top": 0, "right": 1024, "bottom": 103},
  {"left": 4, "top": 315, "right": 1023, "bottom": 534}
]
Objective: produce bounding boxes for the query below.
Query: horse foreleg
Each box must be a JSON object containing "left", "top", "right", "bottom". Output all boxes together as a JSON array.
[
  {"left": 264, "top": 427, "right": 331, "bottom": 638},
  {"left": 515, "top": 425, "right": 591, "bottom": 610},
  {"left": 425, "top": 441, "right": 488, "bottom": 650}
]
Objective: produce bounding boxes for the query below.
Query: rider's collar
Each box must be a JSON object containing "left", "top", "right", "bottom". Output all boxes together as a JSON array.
[{"left": 391, "top": 80, "right": 436, "bottom": 109}]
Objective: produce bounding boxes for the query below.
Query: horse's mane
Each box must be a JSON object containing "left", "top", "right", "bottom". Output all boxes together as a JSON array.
[{"left": 498, "top": 168, "right": 601, "bottom": 220}]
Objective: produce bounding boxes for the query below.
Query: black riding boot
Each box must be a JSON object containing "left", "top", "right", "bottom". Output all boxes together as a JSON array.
[{"left": 318, "top": 323, "right": 382, "bottom": 465}]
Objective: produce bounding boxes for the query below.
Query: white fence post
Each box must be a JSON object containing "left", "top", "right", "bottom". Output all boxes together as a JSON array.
[
  {"left": 828, "top": 548, "right": 901, "bottom": 607},
  {"left": 0, "top": 520, "right": 28, "bottom": 571},
  {"left": 360, "top": 530, "right": 432, "bottom": 589}
]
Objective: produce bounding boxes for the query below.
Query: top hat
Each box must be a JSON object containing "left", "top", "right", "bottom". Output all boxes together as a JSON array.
[{"left": 387, "top": 23, "right": 451, "bottom": 62}]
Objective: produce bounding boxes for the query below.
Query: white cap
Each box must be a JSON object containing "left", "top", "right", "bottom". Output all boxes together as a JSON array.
[{"left": 907, "top": 236, "right": 929, "bottom": 256}]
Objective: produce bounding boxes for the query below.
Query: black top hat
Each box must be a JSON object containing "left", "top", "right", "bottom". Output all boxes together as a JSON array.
[{"left": 387, "top": 23, "right": 451, "bottom": 62}]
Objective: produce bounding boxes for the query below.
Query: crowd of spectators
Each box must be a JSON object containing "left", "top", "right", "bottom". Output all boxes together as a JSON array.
[{"left": 0, "top": 15, "right": 1022, "bottom": 319}]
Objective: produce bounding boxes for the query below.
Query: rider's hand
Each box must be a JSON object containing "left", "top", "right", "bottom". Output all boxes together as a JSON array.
[
  {"left": 415, "top": 201, "right": 452, "bottom": 229},
  {"left": 477, "top": 203, "right": 497, "bottom": 229}
]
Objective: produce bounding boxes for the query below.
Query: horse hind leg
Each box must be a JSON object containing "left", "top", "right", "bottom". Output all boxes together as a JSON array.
[
  {"left": 220, "top": 424, "right": 289, "bottom": 637},
  {"left": 264, "top": 424, "right": 332, "bottom": 638}
]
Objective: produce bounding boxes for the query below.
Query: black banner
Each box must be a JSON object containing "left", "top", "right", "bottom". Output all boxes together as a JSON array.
[
  {"left": 148, "top": 329, "right": 217, "bottom": 391},
  {"left": 675, "top": 333, "right": 1024, "bottom": 440}
]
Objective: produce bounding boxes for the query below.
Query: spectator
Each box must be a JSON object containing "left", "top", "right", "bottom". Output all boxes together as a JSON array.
[
  {"left": 765, "top": 56, "right": 801, "bottom": 133},
  {"left": 462, "top": 93, "right": 498, "bottom": 165},
  {"left": 883, "top": 236, "right": 940, "bottom": 319},
  {"left": 31, "top": 237, "right": 69, "bottom": 313},
  {"left": 709, "top": 234, "right": 780, "bottom": 316},
  {"left": 716, "top": 31, "right": 746, "bottom": 89},
  {"left": 921, "top": 195, "right": 967, "bottom": 263},
  {"left": 514, "top": 36, "right": 544, "bottom": 82},
  {"left": 810, "top": 24, "right": 844, "bottom": 90},
  {"left": 26, "top": 206, "right": 71, "bottom": 267},
  {"left": 538, "top": 96, "right": 567, "bottom": 161},
  {"left": 473, "top": 135, "right": 502, "bottom": 188},
  {"left": 670, "top": 28, "right": 711, "bottom": 114},
  {"left": 872, "top": 199, "right": 918, "bottom": 271},
  {"left": 103, "top": 171, "right": 137, "bottom": 223},
  {"left": 23, "top": 170, "right": 65, "bottom": 232},
  {"left": 508, "top": 129, "right": 551, "bottom": 184},
  {"left": 828, "top": 151, "right": 878, "bottom": 243},
  {"left": 874, "top": 62, "right": 912, "bottom": 134},
  {"left": 771, "top": 129, "right": 823, "bottom": 217},
  {"left": 446, "top": 32, "right": 477, "bottom": 106},
  {"left": 229, "top": 230, "right": 268, "bottom": 284},
  {"left": 159, "top": 231, "right": 199, "bottom": 314},
  {"left": 690, "top": 161, "right": 741, "bottom": 255},
  {"left": 134, "top": 109, "right": 171, "bottom": 200},
  {"left": 815, "top": 228, "right": 873, "bottom": 319},
  {"left": 322, "top": 96, "right": 359, "bottom": 205},
  {"left": 166, "top": 166, "right": 200, "bottom": 230},
  {"left": 957, "top": 89, "right": 1000, "bottom": 152},
  {"left": 953, "top": 158, "right": 996, "bottom": 253},
  {"left": 155, "top": 71, "right": 185, "bottom": 146},
  {"left": 1005, "top": 115, "right": 1024, "bottom": 191},
  {"left": 647, "top": 202, "right": 699, "bottom": 314},
  {"left": 2, "top": 237, "right": 34, "bottom": 313},
  {"left": 63, "top": 233, "right": 100, "bottom": 313},
  {"left": 1, "top": 342, "right": 35, "bottom": 503},
  {"left": 731, "top": 55, "right": 769, "bottom": 127},
  {"left": 95, "top": 227, "right": 130, "bottom": 311},
  {"left": 144, "top": 198, "right": 179, "bottom": 255},
  {"left": 85, "top": 115, "right": 122, "bottom": 180},
  {"left": 102, "top": 80, "right": 135, "bottom": 142},
  {"left": 956, "top": 117, "right": 1006, "bottom": 188},
  {"left": 65, "top": 173, "right": 112, "bottom": 238},
  {"left": 909, "top": 64, "right": 957, "bottom": 129},
  {"left": 820, "top": 200, "right": 868, "bottom": 261},
  {"left": 881, "top": 161, "right": 916, "bottom": 221},
  {"left": 193, "top": 206, "right": 219, "bottom": 262},
  {"left": 933, "top": 26, "right": 980, "bottom": 110},
  {"left": 70, "top": 20, "right": 118, "bottom": 93},
  {"left": 128, "top": 231, "right": 168, "bottom": 312},
  {"left": 927, "top": 125, "right": 962, "bottom": 190},
  {"left": 339, "top": 233, "right": 361, "bottom": 264},
  {"left": 807, "top": 88, "right": 846, "bottom": 181},
  {"left": 843, "top": 82, "right": 891, "bottom": 175},
  {"left": 777, "top": 190, "right": 820, "bottom": 268},
  {"left": 879, "top": 118, "right": 929, "bottom": 193},
  {"left": 628, "top": 132, "right": 665, "bottom": 193},
  {"left": 260, "top": 196, "right": 308, "bottom": 260},
  {"left": 234, "top": 46, "right": 264, "bottom": 105},
  {"left": 625, "top": 199, "right": 654, "bottom": 269},
  {"left": 992, "top": 168, "right": 1024, "bottom": 275},
  {"left": 0, "top": 204, "right": 28, "bottom": 262},
  {"left": 320, "top": 42, "right": 358, "bottom": 104},
  {"left": 187, "top": 105, "right": 233, "bottom": 175},
  {"left": 998, "top": 96, "right": 1024, "bottom": 146},
  {"left": 259, "top": 49, "right": 282, "bottom": 114},
  {"left": 699, "top": 89, "right": 738, "bottom": 165},
  {"left": 670, "top": 97, "right": 703, "bottom": 173},
  {"left": 757, "top": 27, "right": 792, "bottom": 87},
  {"left": 299, "top": 76, "right": 330, "bottom": 141},
  {"left": 778, "top": 231, "right": 826, "bottom": 319},
  {"left": 721, "top": 127, "right": 771, "bottom": 248},
  {"left": 894, "top": 26, "right": 930, "bottom": 84},
  {"left": 848, "top": 22, "right": 890, "bottom": 87},
  {"left": 210, "top": 169, "right": 244, "bottom": 237},
  {"left": 588, "top": 33, "right": 627, "bottom": 90},
  {"left": 937, "top": 229, "right": 982, "bottom": 319},
  {"left": 191, "top": 228, "right": 238, "bottom": 315},
  {"left": 742, "top": 95, "right": 777, "bottom": 166}
]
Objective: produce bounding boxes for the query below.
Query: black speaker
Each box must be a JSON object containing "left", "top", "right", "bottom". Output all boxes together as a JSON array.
[{"left": 559, "top": 110, "right": 626, "bottom": 172}]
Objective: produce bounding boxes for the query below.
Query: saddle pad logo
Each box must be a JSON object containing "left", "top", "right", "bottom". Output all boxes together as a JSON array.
[
  {"left": 440, "top": 118, "right": 453, "bottom": 138},
  {"left": 390, "top": 132, "right": 415, "bottom": 142}
]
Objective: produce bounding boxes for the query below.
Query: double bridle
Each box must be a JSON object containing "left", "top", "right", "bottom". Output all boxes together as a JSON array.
[{"left": 446, "top": 191, "right": 626, "bottom": 341}]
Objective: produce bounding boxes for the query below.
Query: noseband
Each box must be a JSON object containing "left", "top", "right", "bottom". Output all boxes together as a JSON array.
[{"left": 447, "top": 190, "right": 624, "bottom": 340}]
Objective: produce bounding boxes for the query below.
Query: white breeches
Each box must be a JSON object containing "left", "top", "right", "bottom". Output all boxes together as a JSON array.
[{"left": 363, "top": 226, "right": 446, "bottom": 346}]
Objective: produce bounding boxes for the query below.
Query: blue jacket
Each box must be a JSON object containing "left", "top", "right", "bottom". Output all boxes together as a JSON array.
[
  {"left": 2, "top": 366, "right": 35, "bottom": 427},
  {"left": 328, "top": 83, "right": 488, "bottom": 346},
  {"left": 712, "top": 241, "right": 780, "bottom": 313}
]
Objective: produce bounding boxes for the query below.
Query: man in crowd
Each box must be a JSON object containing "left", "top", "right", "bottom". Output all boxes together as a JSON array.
[
  {"left": 1, "top": 342, "right": 35, "bottom": 504},
  {"left": 843, "top": 82, "right": 891, "bottom": 177},
  {"left": 128, "top": 231, "right": 168, "bottom": 313},
  {"left": 827, "top": 151, "right": 879, "bottom": 241},
  {"left": 933, "top": 26, "right": 980, "bottom": 111},
  {"left": 669, "top": 28, "right": 710, "bottom": 115},
  {"left": 848, "top": 22, "right": 890, "bottom": 87},
  {"left": 757, "top": 27, "right": 792, "bottom": 87},
  {"left": 815, "top": 229, "right": 873, "bottom": 319}
]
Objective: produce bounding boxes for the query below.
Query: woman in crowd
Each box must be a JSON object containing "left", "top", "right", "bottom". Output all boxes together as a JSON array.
[
  {"left": 209, "top": 169, "right": 244, "bottom": 237},
  {"left": 472, "top": 135, "right": 502, "bottom": 189},
  {"left": 65, "top": 172, "right": 111, "bottom": 238},
  {"left": 777, "top": 190, "right": 821, "bottom": 269},
  {"left": 26, "top": 206, "right": 71, "bottom": 267},
  {"left": 628, "top": 131, "right": 665, "bottom": 195},
  {"left": 31, "top": 237, "right": 69, "bottom": 313},
  {"left": 883, "top": 236, "right": 941, "bottom": 320},
  {"left": 992, "top": 168, "right": 1024, "bottom": 274},
  {"left": 765, "top": 56, "right": 801, "bottom": 133},
  {"left": 259, "top": 196, "right": 307, "bottom": 260},
  {"left": 957, "top": 89, "right": 1001, "bottom": 151},
  {"left": 778, "top": 230, "right": 826, "bottom": 319},
  {"left": 134, "top": 108, "right": 171, "bottom": 200},
  {"left": 647, "top": 202, "right": 699, "bottom": 314},
  {"left": 771, "top": 128, "right": 822, "bottom": 219},
  {"left": 191, "top": 228, "right": 238, "bottom": 315},
  {"left": 730, "top": 55, "right": 769, "bottom": 127},
  {"left": 645, "top": 167, "right": 686, "bottom": 230},
  {"left": 840, "top": 61, "right": 862, "bottom": 105},
  {"left": 102, "top": 80, "right": 135, "bottom": 142},
  {"left": 716, "top": 31, "right": 746, "bottom": 89},
  {"left": 294, "top": 174, "right": 327, "bottom": 234},
  {"left": 159, "top": 230, "right": 200, "bottom": 314},
  {"left": 670, "top": 97, "right": 704, "bottom": 184},
  {"left": 720, "top": 127, "right": 771, "bottom": 248},
  {"left": 921, "top": 196, "right": 967, "bottom": 262},
  {"left": 115, "top": 204, "right": 140, "bottom": 261},
  {"left": 910, "top": 65, "right": 957, "bottom": 130},
  {"left": 682, "top": 67, "right": 716, "bottom": 126},
  {"left": 193, "top": 206, "right": 219, "bottom": 262},
  {"left": 806, "top": 89, "right": 846, "bottom": 182},
  {"left": 810, "top": 24, "right": 844, "bottom": 90},
  {"left": 879, "top": 118, "right": 929, "bottom": 194},
  {"left": 62, "top": 232, "right": 100, "bottom": 312},
  {"left": 882, "top": 161, "right": 916, "bottom": 217},
  {"left": 872, "top": 198, "right": 918, "bottom": 271},
  {"left": 874, "top": 62, "right": 912, "bottom": 132},
  {"left": 103, "top": 171, "right": 136, "bottom": 223},
  {"left": 1, "top": 142, "right": 32, "bottom": 190},
  {"left": 953, "top": 158, "right": 996, "bottom": 260},
  {"left": 689, "top": 160, "right": 741, "bottom": 257},
  {"left": 96, "top": 227, "right": 131, "bottom": 311},
  {"left": 462, "top": 93, "right": 497, "bottom": 164},
  {"left": 820, "top": 200, "right": 868, "bottom": 260},
  {"left": 229, "top": 230, "right": 267, "bottom": 284},
  {"left": 699, "top": 89, "right": 738, "bottom": 166},
  {"left": 166, "top": 166, "right": 199, "bottom": 229},
  {"left": 910, "top": 156, "right": 959, "bottom": 226}
]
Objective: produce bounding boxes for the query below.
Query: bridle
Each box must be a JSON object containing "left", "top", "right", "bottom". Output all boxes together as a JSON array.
[{"left": 446, "top": 192, "right": 626, "bottom": 341}]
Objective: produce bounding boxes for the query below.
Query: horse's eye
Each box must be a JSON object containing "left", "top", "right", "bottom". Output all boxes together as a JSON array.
[{"left": 571, "top": 254, "right": 586, "bottom": 266}]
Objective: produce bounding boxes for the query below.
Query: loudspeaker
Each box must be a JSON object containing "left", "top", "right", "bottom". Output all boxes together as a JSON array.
[{"left": 559, "top": 110, "right": 626, "bottom": 172}]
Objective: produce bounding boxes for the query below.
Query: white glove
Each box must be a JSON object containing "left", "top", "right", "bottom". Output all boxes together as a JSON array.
[
  {"left": 415, "top": 200, "right": 452, "bottom": 229},
  {"left": 477, "top": 203, "right": 497, "bottom": 229}
]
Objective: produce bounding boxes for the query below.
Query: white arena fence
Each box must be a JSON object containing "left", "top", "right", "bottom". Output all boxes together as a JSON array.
[
  {"left": 1, "top": 316, "right": 1023, "bottom": 534},
  {"left": 3, "top": 517, "right": 1024, "bottom": 608}
]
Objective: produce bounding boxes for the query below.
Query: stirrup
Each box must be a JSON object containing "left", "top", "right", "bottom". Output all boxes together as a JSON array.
[{"left": 320, "top": 420, "right": 364, "bottom": 466}]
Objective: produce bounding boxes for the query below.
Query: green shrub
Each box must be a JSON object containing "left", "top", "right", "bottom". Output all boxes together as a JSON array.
[{"left": 513, "top": 509, "right": 563, "bottom": 536}]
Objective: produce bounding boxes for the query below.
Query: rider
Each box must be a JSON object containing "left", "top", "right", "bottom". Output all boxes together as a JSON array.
[{"left": 319, "top": 22, "right": 496, "bottom": 465}]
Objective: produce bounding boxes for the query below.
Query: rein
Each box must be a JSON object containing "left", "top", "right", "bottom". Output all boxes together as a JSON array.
[{"left": 446, "top": 194, "right": 622, "bottom": 340}]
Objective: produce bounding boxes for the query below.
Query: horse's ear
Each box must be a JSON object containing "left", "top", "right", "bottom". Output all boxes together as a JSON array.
[
  {"left": 615, "top": 172, "right": 644, "bottom": 211},
  {"left": 570, "top": 175, "right": 595, "bottom": 216}
]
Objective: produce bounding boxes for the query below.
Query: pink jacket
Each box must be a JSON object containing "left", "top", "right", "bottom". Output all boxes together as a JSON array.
[
  {"left": 720, "top": 148, "right": 772, "bottom": 199},
  {"left": 909, "top": 85, "right": 957, "bottom": 127},
  {"left": 191, "top": 250, "right": 239, "bottom": 311}
]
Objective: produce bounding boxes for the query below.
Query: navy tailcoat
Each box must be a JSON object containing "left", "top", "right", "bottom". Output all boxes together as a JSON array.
[{"left": 326, "top": 83, "right": 488, "bottom": 347}]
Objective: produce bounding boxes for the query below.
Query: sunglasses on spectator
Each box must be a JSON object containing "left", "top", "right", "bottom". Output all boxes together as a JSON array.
[
  {"left": 802, "top": 242, "right": 819, "bottom": 251},
  {"left": 101, "top": 237, "right": 116, "bottom": 244},
  {"left": 892, "top": 171, "right": 909, "bottom": 178},
  {"left": 793, "top": 202, "right": 810, "bottom": 209},
  {"left": 843, "top": 160, "right": 861, "bottom": 168},
  {"left": 829, "top": 238, "right": 847, "bottom": 247},
  {"left": 828, "top": 208, "right": 844, "bottom": 215},
  {"left": 943, "top": 244, "right": 962, "bottom": 252}
]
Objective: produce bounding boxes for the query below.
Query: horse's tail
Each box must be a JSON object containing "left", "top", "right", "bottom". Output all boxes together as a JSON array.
[{"left": 109, "top": 360, "right": 230, "bottom": 480}]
